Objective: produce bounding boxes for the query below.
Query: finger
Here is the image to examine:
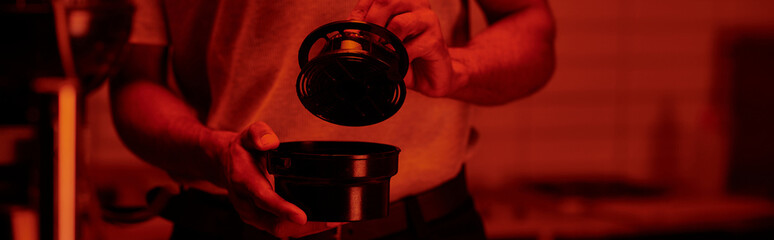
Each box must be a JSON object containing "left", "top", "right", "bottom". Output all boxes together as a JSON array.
[
  {"left": 285, "top": 222, "right": 334, "bottom": 238},
  {"left": 230, "top": 179, "right": 307, "bottom": 225},
  {"left": 267, "top": 221, "right": 331, "bottom": 238},
  {"left": 228, "top": 149, "right": 306, "bottom": 224},
  {"left": 240, "top": 122, "right": 279, "bottom": 151},
  {"left": 395, "top": 10, "right": 440, "bottom": 61},
  {"left": 348, "top": 0, "right": 374, "bottom": 21},
  {"left": 403, "top": 35, "right": 454, "bottom": 97},
  {"left": 229, "top": 192, "right": 284, "bottom": 230},
  {"left": 233, "top": 190, "right": 332, "bottom": 238},
  {"left": 402, "top": 30, "right": 441, "bottom": 63},
  {"left": 230, "top": 192, "right": 314, "bottom": 238},
  {"left": 404, "top": 65, "right": 414, "bottom": 88},
  {"left": 326, "top": 222, "right": 345, "bottom": 228},
  {"left": 385, "top": 12, "right": 428, "bottom": 41},
  {"left": 363, "top": 0, "right": 419, "bottom": 27},
  {"left": 244, "top": 179, "right": 307, "bottom": 225}
]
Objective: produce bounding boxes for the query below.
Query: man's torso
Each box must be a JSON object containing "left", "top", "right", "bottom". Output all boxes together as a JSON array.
[{"left": 161, "top": 0, "right": 475, "bottom": 200}]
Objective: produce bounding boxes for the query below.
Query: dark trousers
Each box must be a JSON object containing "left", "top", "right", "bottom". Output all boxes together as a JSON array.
[{"left": 164, "top": 169, "right": 486, "bottom": 240}]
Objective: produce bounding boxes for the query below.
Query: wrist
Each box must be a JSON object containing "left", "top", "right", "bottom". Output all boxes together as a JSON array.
[{"left": 198, "top": 129, "right": 238, "bottom": 187}]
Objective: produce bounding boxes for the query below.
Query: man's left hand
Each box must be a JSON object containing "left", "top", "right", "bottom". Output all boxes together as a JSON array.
[{"left": 349, "top": 0, "right": 467, "bottom": 98}]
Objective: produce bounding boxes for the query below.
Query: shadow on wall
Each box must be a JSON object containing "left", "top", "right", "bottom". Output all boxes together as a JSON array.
[{"left": 721, "top": 29, "right": 774, "bottom": 197}]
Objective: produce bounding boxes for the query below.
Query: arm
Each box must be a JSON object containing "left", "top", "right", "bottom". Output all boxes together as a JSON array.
[
  {"left": 450, "top": 0, "right": 556, "bottom": 105},
  {"left": 110, "top": 44, "right": 332, "bottom": 237},
  {"left": 109, "top": 45, "right": 226, "bottom": 184},
  {"left": 112, "top": 1, "right": 342, "bottom": 236},
  {"left": 349, "top": 0, "right": 556, "bottom": 105}
]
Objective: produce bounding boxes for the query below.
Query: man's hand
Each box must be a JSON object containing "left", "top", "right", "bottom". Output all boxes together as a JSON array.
[
  {"left": 349, "top": 0, "right": 465, "bottom": 98},
  {"left": 213, "top": 122, "right": 334, "bottom": 238},
  {"left": 349, "top": 0, "right": 556, "bottom": 105}
]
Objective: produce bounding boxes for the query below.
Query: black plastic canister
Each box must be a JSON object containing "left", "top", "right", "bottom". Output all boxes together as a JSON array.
[{"left": 267, "top": 141, "right": 400, "bottom": 222}]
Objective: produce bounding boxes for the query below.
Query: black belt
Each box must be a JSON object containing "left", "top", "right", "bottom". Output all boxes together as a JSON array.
[
  {"left": 307, "top": 168, "right": 471, "bottom": 240},
  {"left": 160, "top": 167, "right": 472, "bottom": 240}
]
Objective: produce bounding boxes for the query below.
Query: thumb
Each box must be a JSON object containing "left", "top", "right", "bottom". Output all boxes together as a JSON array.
[{"left": 240, "top": 122, "right": 280, "bottom": 151}]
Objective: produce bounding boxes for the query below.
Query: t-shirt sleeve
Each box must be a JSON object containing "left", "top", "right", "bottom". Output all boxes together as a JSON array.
[{"left": 128, "top": 0, "right": 168, "bottom": 45}]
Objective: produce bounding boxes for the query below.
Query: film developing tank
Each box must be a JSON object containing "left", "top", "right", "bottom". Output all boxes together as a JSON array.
[{"left": 266, "top": 20, "right": 409, "bottom": 222}]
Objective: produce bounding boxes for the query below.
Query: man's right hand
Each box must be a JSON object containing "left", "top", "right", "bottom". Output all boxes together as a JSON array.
[{"left": 211, "top": 121, "right": 334, "bottom": 237}]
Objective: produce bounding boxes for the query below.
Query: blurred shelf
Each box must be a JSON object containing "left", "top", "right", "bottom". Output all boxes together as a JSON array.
[{"left": 477, "top": 194, "right": 774, "bottom": 240}]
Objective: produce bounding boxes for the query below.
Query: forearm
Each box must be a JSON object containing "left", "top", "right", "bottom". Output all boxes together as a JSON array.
[
  {"left": 111, "top": 81, "right": 231, "bottom": 185},
  {"left": 448, "top": 2, "right": 556, "bottom": 105},
  {"left": 109, "top": 45, "right": 231, "bottom": 186}
]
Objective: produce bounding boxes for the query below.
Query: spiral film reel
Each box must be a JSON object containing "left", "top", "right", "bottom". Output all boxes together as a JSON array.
[{"left": 297, "top": 20, "right": 409, "bottom": 126}]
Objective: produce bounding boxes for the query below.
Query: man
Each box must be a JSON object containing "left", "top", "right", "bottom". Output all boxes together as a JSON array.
[{"left": 111, "top": 0, "right": 555, "bottom": 239}]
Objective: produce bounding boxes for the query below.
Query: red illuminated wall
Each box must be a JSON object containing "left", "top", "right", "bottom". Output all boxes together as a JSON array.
[
  {"left": 467, "top": 0, "right": 774, "bottom": 192},
  {"left": 464, "top": 1, "right": 774, "bottom": 237}
]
